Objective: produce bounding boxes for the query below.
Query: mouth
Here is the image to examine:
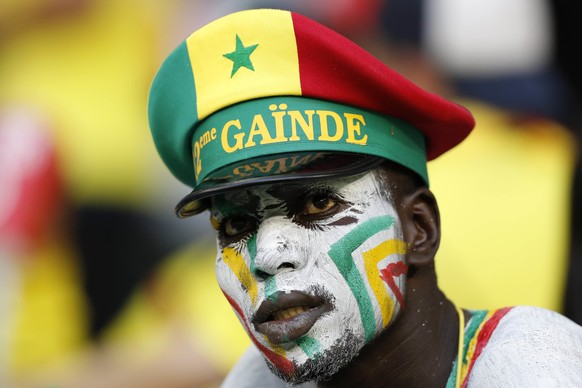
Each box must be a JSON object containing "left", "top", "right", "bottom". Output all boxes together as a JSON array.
[{"left": 252, "top": 290, "right": 332, "bottom": 344}]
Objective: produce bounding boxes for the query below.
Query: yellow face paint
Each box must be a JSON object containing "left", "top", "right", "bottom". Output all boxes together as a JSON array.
[
  {"left": 210, "top": 214, "right": 221, "bottom": 230},
  {"left": 363, "top": 239, "right": 409, "bottom": 327},
  {"left": 222, "top": 247, "right": 258, "bottom": 307}
]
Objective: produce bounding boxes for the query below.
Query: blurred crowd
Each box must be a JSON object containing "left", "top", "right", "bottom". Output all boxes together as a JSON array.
[{"left": 0, "top": 0, "right": 580, "bottom": 387}]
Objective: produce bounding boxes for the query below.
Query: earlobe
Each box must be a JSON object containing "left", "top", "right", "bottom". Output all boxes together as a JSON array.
[{"left": 401, "top": 187, "right": 440, "bottom": 267}]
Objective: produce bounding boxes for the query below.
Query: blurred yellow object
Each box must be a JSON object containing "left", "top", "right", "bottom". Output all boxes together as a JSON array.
[
  {"left": 103, "top": 239, "right": 250, "bottom": 374},
  {"left": 7, "top": 238, "right": 87, "bottom": 374},
  {"left": 0, "top": 0, "right": 171, "bottom": 206},
  {"left": 0, "top": 0, "right": 194, "bottom": 376},
  {"left": 432, "top": 101, "right": 576, "bottom": 312}
]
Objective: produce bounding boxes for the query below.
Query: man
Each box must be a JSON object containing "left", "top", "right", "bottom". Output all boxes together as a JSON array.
[{"left": 148, "top": 9, "right": 582, "bottom": 387}]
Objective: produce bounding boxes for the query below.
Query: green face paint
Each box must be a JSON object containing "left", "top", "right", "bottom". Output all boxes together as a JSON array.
[{"left": 328, "top": 215, "right": 395, "bottom": 343}]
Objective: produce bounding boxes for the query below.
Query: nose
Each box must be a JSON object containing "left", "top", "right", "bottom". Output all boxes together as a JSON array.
[{"left": 252, "top": 216, "right": 305, "bottom": 279}]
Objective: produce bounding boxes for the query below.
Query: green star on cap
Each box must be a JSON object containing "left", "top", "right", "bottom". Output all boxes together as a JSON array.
[{"left": 223, "top": 34, "right": 259, "bottom": 78}]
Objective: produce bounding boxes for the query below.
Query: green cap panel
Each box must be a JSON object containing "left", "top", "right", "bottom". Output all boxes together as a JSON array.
[{"left": 148, "top": 41, "right": 199, "bottom": 186}]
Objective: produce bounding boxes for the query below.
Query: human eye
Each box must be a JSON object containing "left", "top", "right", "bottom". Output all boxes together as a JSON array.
[
  {"left": 211, "top": 192, "right": 260, "bottom": 243},
  {"left": 295, "top": 188, "right": 346, "bottom": 222},
  {"left": 303, "top": 192, "right": 338, "bottom": 216},
  {"left": 221, "top": 214, "right": 257, "bottom": 240}
]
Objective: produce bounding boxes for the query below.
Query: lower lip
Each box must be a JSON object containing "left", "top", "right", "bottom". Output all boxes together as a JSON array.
[{"left": 254, "top": 304, "right": 331, "bottom": 344}]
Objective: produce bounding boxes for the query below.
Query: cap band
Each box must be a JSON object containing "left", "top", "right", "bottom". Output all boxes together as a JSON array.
[{"left": 193, "top": 96, "right": 428, "bottom": 187}]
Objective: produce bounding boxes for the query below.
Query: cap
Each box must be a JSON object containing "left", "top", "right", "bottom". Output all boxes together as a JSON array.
[{"left": 148, "top": 8, "right": 475, "bottom": 217}]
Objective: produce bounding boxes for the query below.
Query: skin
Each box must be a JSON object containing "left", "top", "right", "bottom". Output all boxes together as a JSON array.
[{"left": 211, "top": 164, "right": 462, "bottom": 386}]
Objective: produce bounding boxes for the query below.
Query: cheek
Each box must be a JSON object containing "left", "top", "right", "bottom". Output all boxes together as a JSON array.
[
  {"left": 330, "top": 213, "right": 407, "bottom": 338},
  {"left": 215, "top": 244, "right": 260, "bottom": 312},
  {"left": 364, "top": 234, "right": 408, "bottom": 332}
]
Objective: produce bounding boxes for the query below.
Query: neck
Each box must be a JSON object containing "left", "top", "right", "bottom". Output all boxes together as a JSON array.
[{"left": 320, "top": 265, "right": 460, "bottom": 388}]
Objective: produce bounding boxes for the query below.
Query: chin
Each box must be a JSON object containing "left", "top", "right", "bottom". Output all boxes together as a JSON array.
[{"left": 265, "top": 329, "right": 362, "bottom": 385}]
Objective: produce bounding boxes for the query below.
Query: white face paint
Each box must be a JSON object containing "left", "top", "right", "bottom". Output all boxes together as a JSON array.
[{"left": 211, "top": 170, "right": 409, "bottom": 383}]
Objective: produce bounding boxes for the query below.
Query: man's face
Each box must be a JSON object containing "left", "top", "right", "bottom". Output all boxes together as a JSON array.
[{"left": 210, "top": 169, "right": 409, "bottom": 383}]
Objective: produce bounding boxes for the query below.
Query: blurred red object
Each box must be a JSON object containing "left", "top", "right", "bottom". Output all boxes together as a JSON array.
[
  {"left": 327, "top": 0, "right": 383, "bottom": 35},
  {"left": 0, "top": 108, "right": 64, "bottom": 254}
]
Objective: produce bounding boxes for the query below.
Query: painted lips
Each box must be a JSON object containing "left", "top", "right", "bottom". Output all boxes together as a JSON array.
[{"left": 252, "top": 290, "right": 332, "bottom": 344}]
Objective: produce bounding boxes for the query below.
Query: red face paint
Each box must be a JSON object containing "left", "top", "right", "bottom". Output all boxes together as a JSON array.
[
  {"left": 380, "top": 262, "right": 408, "bottom": 308},
  {"left": 222, "top": 290, "right": 295, "bottom": 377}
]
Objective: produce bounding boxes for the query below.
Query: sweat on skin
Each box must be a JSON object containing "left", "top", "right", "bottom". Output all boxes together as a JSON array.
[{"left": 210, "top": 170, "right": 409, "bottom": 383}]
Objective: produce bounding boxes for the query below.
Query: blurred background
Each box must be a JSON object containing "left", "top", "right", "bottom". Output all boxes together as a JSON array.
[{"left": 0, "top": 0, "right": 580, "bottom": 387}]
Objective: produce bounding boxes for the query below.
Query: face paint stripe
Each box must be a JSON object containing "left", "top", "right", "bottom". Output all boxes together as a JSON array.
[
  {"left": 210, "top": 215, "right": 220, "bottom": 230},
  {"left": 295, "top": 336, "right": 321, "bottom": 359},
  {"left": 363, "top": 239, "right": 408, "bottom": 327},
  {"left": 265, "top": 276, "right": 278, "bottom": 302},
  {"left": 248, "top": 233, "right": 258, "bottom": 274},
  {"left": 266, "top": 339, "right": 288, "bottom": 358},
  {"left": 222, "top": 290, "right": 295, "bottom": 376},
  {"left": 328, "top": 215, "right": 394, "bottom": 343},
  {"left": 379, "top": 262, "right": 408, "bottom": 309},
  {"left": 223, "top": 247, "right": 258, "bottom": 306},
  {"left": 223, "top": 291, "right": 295, "bottom": 376}
]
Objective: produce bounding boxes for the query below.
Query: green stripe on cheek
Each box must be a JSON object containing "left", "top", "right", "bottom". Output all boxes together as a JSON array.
[
  {"left": 295, "top": 336, "right": 321, "bottom": 359},
  {"left": 265, "top": 276, "right": 278, "bottom": 302},
  {"left": 248, "top": 233, "right": 258, "bottom": 273},
  {"left": 328, "top": 216, "right": 394, "bottom": 343}
]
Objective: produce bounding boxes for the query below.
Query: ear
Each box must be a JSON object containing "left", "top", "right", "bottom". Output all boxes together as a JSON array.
[{"left": 400, "top": 187, "right": 440, "bottom": 267}]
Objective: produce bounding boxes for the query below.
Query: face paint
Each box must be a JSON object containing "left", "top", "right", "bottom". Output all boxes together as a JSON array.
[{"left": 211, "top": 170, "right": 408, "bottom": 383}]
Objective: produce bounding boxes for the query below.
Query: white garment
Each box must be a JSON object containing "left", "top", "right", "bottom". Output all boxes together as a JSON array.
[
  {"left": 466, "top": 306, "right": 582, "bottom": 387},
  {"left": 222, "top": 306, "right": 582, "bottom": 387}
]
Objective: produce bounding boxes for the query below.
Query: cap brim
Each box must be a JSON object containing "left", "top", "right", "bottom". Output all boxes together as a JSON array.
[{"left": 175, "top": 152, "right": 384, "bottom": 217}]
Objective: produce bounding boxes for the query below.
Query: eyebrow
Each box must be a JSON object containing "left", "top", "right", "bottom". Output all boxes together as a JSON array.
[
  {"left": 214, "top": 190, "right": 261, "bottom": 215},
  {"left": 266, "top": 184, "right": 298, "bottom": 200},
  {"left": 267, "top": 182, "right": 330, "bottom": 200}
]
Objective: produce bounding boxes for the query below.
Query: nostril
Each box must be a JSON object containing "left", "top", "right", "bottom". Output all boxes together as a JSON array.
[
  {"left": 254, "top": 263, "right": 295, "bottom": 279},
  {"left": 277, "top": 262, "right": 295, "bottom": 271}
]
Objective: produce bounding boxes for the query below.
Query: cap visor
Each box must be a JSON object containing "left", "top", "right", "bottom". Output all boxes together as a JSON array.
[{"left": 175, "top": 152, "right": 384, "bottom": 217}]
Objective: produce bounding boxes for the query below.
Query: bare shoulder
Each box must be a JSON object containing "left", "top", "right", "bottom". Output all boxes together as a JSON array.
[{"left": 467, "top": 306, "right": 582, "bottom": 387}]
